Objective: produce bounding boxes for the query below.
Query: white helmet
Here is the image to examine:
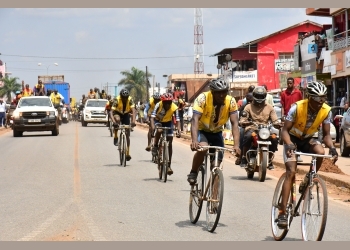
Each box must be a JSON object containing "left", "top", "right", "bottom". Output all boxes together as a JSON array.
[{"left": 307, "top": 81, "right": 327, "bottom": 96}]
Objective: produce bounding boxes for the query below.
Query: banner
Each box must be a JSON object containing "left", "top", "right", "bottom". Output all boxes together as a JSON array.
[
  {"left": 300, "top": 35, "right": 317, "bottom": 61},
  {"left": 301, "top": 58, "right": 316, "bottom": 77},
  {"left": 346, "top": 50, "right": 350, "bottom": 68},
  {"left": 275, "top": 59, "right": 294, "bottom": 72},
  {"left": 279, "top": 73, "right": 288, "bottom": 89},
  {"left": 326, "top": 28, "right": 334, "bottom": 51},
  {"left": 230, "top": 70, "right": 257, "bottom": 83}
]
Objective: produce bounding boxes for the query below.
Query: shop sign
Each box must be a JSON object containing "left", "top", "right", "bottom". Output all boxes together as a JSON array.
[
  {"left": 301, "top": 58, "right": 316, "bottom": 77},
  {"left": 275, "top": 59, "right": 294, "bottom": 73}
]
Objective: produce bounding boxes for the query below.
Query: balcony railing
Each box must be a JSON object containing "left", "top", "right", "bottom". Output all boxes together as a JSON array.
[{"left": 333, "top": 30, "right": 350, "bottom": 51}]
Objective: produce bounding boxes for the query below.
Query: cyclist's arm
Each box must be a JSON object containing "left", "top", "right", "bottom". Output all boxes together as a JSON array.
[
  {"left": 190, "top": 112, "right": 201, "bottom": 143},
  {"left": 150, "top": 103, "right": 160, "bottom": 131},
  {"left": 322, "top": 111, "right": 335, "bottom": 149},
  {"left": 229, "top": 111, "right": 240, "bottom": 151}
]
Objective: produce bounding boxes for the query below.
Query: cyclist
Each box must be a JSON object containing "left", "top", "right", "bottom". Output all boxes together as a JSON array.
[
  {"left": 109, "top": 89, "right": 136, "bottom": 161},
  {"left": 150, "top": 93, "right": 181, "bottom": 175},
  {"left": 105, "top": 95, "right": 114, "bottom": 128},
  {"left": 239, "top": 86, "right": 280, "bottom": 170},
  {"left": 144, "top": 92, "right": 161, "bottom": 151},
  {"left": 187, "top": 78, "right": 241, "bottom": 184},
  {"left": 276, "top": 81, "right": 338, "bottom": 229}
]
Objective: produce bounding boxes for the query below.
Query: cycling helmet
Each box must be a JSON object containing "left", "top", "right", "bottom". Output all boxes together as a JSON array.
[
  {"left": 15, "top": 90, "right": 21, "bottom": 95},
  {"left": 153, "top": 92, "right": 161, "bottom": 100},
  {"left": 209, "top": 78, "right": 229, "bottom": 91},
  {"left": 307, "top": 81, "right": 327, "bottom": 96},
  {"left": 120, "top": 89, "right": 129, "bottom": 97},
  {"left": 252, "top": 86, "right": 267, "bottom": 103},
  {"left": 160, "top": 93, "right": 174, "bottom": 101}
]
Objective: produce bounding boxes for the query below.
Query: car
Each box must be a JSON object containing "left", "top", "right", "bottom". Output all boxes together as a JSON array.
[
  {"left": 11, "top": 96, "right": 59, "bottom": 137},
  {"left": 81, "top": 99, "right": 108, "bottom": 127}
]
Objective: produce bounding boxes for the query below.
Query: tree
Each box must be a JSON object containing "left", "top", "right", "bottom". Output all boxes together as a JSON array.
[
  {"left": 118, "top": 67, "right": 152, "bottom": 102},
  {"left": 0, "top": 76, "right": 21, "bottom": 102}
]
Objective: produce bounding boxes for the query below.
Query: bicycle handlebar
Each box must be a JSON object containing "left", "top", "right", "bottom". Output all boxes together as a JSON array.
[
  {"left": 155, "top": 127, "right": 172, "bottom": 130},
  {"left": 197, "top": 145, "right": 235, "bottom": 153},
  {"left": 294, "top": 151, "right": 333, "bottom": 158}
]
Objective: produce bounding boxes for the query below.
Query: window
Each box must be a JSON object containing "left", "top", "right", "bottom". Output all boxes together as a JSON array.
[{"left": 279, "top": 53, "right": 294, "bottom": 60}]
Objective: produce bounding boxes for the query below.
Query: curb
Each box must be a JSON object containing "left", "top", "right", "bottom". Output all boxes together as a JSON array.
[{"left": 135, "top": 122, "right": 350, "bottom": 190}]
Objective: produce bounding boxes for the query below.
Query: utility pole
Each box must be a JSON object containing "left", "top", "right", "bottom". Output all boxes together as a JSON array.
[
  {"left": 146, "top": 66, "right": 149, "bottom": 101},
  {"left": 152, "top": 75, "right": 155, "bottom": 95}
]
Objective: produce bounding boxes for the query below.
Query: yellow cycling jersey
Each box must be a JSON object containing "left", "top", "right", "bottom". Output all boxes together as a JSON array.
[
  {"left": 193, "top": 91, "right": 238, "bottom": 133},
  {"left": 153, "top": 101, "right": 178, "bottom": 122},
  {"left": 111, "top": 96, "right": 135, "bottom": 114}
]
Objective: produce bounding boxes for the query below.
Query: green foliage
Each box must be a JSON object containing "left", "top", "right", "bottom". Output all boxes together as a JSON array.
[
  {"left": 0, "top": 76, "right": 21, "bottom": 102},
  {"left": 118, "top": 67, "right": 152, "bottom": 102}
]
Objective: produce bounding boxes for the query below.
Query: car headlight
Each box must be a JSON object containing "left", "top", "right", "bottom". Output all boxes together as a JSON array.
[
  {"left": 259, "top": 128, "right": 270, "bottom": 140},
  {"left": 85, "top": 110, "right": 91, "bottom": 114},
  {"left": 12, "top": 111, "right": 22, "bottom": 119},
  {"left": 46, "top": 111, "right": 56, "bottom": 117}
]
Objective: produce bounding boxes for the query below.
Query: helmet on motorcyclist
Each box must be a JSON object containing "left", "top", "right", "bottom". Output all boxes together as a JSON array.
[
  {"left": 252, "top": 86, "right": 267, "bottom": 104},
  {"left": 15, "top": 91, "right": 21, "bottom": 95}
]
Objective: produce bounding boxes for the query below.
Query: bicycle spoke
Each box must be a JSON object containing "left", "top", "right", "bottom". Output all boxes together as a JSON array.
[
  {"left": 301, "top": 177, "right": 328, "bottom": 241},
  {"left": 189, "top": 165, "right": 205, "bottom": 224}
]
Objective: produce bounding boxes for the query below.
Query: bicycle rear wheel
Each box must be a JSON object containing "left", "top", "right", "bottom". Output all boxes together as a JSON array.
[
  {"left": 118, "top": 133, "right": 123, "bottom": 165},
  {"left": 301, "top": 176, "right": 328, "bottom": 241},
  {"left": 271, "top": 172, "right": 289, "bottom": 241},
  {"left": 189, "top": 164, "right": 205, "bottom": 224},
  {"left": 206, "top": 168, "right": 224, "bottom": 233},
  {"left": 109, "top": 119, "right": 113, "bottom": 137}
]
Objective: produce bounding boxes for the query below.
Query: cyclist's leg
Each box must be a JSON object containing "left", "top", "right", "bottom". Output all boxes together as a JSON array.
[
  {"left": 146, "top": 117, "right": 152, "bottom": 151},
  {"left": 164, "top": 121, "right": 174, "bottom": 174},
  {"left": 112, "top": 112, "right": 121, "bottom": 145},
  {"left": 187, "top": 130, "right": 209, "bottom": 184},
  {"left": 152, "top": 121, "right": 162, "bottom": 156},
  {"left": 121, "top": 113, "right": 132, "bottom": 160}
]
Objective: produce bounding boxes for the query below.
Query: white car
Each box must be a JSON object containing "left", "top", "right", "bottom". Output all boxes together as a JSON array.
[
  {"left": 81, "top": 99, "right": 108, "bottom": 126},
  {"left": 12, "top": 96, "right": 59, "bottom": 137}
]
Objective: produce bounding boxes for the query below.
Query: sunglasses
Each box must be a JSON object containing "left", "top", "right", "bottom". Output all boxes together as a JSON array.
[{"left": 310, "top": 95, "right": 327, "bottom": 102}]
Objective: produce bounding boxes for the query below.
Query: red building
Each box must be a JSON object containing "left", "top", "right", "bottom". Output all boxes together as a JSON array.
[{"left": 214, "top": 20, "right": 327, "bottom": 97}]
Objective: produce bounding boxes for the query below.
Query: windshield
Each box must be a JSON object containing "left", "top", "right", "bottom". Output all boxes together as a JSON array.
[
  {"left": 19, "top": 98, "right": 52, "bottom": 107},
  {"left": 86, "top": 100, "right": 108, "bottom": 107}
]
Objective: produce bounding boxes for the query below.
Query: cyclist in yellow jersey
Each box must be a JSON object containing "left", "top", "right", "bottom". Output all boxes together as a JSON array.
[
  {"left": 109, "top": 89, "right": 136, "bottom": 161},
  {"left": 151, "top": 93, "right": 181, "bottom": 175},
  {"left": 144, "top": 92, "right": 161, "bottom": 151},
  {"left": 187, "top": 78, "right": 241, "bottom": 184},
  {"left": 277, "top": 81, "right": 338, "bottom": 228}
]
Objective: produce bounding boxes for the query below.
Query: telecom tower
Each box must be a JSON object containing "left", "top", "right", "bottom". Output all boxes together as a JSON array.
[{"left": 194, "top": 8, "right": 204, "bottom": 74}]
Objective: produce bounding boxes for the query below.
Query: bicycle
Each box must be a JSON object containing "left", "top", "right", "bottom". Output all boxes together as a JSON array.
[
  {"left": 108, "top": 116, "right": 114, "bottom": 137},
  {"left": 271, "top": 151, "right": 334, "bottom": 241},
  {"left": 189, "top": 145, "right": 235, "bottom": 233},
  {"left": 154, "top": 126, "right": 172, "bottom": 183},
  {"left": 115, "top": 124, "right": 132, "bottom": 167}
]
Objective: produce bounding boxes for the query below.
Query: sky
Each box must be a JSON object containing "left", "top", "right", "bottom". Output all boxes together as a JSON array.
[{"left": 0, "top": 8, "right": 331, "bottom": 100}]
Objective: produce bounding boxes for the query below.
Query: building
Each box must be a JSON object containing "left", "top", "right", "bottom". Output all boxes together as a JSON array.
[
  {"left": 306, "top": 8, "right": 350, "bottom": 106},
  {"left": 165, "top": 74, "right": 219, "bottom": 102},
  {"left": 213, "top": 20, "right": 326, "bottom": 99}
]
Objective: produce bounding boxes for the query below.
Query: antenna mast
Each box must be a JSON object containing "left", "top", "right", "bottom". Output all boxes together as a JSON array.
[{"left": 194, "top": 8, "right": 204, "bottom": 74}]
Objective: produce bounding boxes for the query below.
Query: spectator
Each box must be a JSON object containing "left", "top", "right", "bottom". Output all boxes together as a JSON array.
[
  {"left": 262, "top": 84, "right": 274, "bottom": 107},
  {"left": 0, "top": 99, "right": 6, "bottom": 127},
  {"left": 22, "top": 81, "right": 34, "bottom": 96},
  {"left": 340, "top": 92, "right": 347, "bottom": 107},
  {"left": 33, "top": 80, "right": 46, "bottom": 96}
]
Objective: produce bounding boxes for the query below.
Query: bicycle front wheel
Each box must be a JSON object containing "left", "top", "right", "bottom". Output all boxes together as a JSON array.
[
  {"left": 301, "top": 176, "right": 328, "bottom": 241},
  {"left": 118, "top": 133, "right": 123, "bottom": 165},
  {"left": 206, "top": 168, "right": 224, "bottom": 233},
  {"left": 189, "top": 164, "right": 205, "bottom": 224},
  {"left": 271, "top": 172, "right": 289, "bottom": 241},
  {"left": 158, "top": 139, "right": 163, "bottom": 180},
  {"left": 162, "top": 141, "right": 168, "bottom": 183}
]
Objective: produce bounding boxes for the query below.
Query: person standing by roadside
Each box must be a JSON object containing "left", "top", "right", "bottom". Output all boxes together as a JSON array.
[
  {"left": 280, "top": 77, "right": 303, "bottom": 162},
  {"left": 21, "top": 81, "right": 34, "bottom": 97},
  {"left": 340, "top": 92, "right": 347, "bottom": 107},
  {"left": 177, "top": 92, "right": 187, "bottom": 133},
  {"left": 0, "top": 99, "right": 6, "bottom": 127},
  {"left": 262, "top": 84, "right": 274, "bottom": 107}
]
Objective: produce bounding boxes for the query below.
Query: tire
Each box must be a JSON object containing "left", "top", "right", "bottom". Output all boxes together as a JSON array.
[
  {"left": 247, "top": 171, "right": 254, "bottom": 179},
  {"left": 162, "top": 141, "right": 168, "bottom": 183},
  {"left": 271, "top": 173, "right": 289, "bottom": 241},
  {"left": 206, "top": 168, "right": 224, "bottom": 233},
  {"left": 189, "top": 165, "right": 205, "bottom": 224},
  {"left": 258, "top": 151, "right": 268, "bottom": 182},
  {"left": 158, "top": 139, "right": 163, "bottom": 180},
  {"left": 301, "top": 177, "right": 328, "bottom": 241},
  {"left": 340, "top": 134, "right": 350, "bottom": 157},
  {"left": 82, "top": 118, "right": 87, "bottom": 127},
  {"left": 121, "top": 134, "right": 127, "bottom": 167},
  {"left": 13, "top": 128, "right": 21, "bottom": 137},
  {"left": 52, "top": 123, "right": 59, "bottom": 136}
]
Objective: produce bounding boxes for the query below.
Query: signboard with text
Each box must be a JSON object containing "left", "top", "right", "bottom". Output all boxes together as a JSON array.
[{"left": 275, "top": 59, "right": 294, "bottom": 72}]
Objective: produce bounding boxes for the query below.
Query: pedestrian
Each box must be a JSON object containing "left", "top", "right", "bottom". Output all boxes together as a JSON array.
[
  {"left": 177, "top": 92, "right": 187, "bottom": 132},
  {"left": 0, "top": 99, "right": 6, "bottom": 127},
  {"left": 280, "top": 77, "right": 303, "bottom": 162},
  {"left": 340, "top": 92, "right": 347, "bottom": 107},
  {"left": 262, "top": 84, "right": 274, "bottom": 107}
]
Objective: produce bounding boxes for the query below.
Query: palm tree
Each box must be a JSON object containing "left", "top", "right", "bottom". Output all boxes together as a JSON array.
[
  {"left": 0, "top": 76, "right": 21, "bottom": 102},
  {"left": 118, "top": 67, "right": 152, "bottom": 102}
]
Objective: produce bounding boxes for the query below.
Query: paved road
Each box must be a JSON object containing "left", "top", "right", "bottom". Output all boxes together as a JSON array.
[{"left": 0, "top": 122, "right": 349, "bottom": 241}]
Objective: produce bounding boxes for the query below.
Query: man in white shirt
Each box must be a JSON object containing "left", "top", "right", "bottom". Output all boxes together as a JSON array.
[
  {"left": 340, "top": 92, "right": 347, "bottom": 107},
  {"left": 262, "top": 84, "right": 274, "bottom": 107}
]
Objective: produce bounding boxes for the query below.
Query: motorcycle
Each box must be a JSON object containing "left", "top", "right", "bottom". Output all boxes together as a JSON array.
[
  {"left": 61, "top": 106, "right": 69, "bottom": 124},
  {"left": 241, "top": 117, "right": 280, "bottom": 182}
]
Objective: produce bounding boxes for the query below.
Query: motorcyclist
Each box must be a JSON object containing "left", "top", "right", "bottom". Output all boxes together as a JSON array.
[{"left": 239, "top": 86, "right": 280, "bottom": 170}]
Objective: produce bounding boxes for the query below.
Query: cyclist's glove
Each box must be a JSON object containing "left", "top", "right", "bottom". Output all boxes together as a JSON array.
[{"left": 329, "top": 147, "right": 338, "bottom": 157}]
